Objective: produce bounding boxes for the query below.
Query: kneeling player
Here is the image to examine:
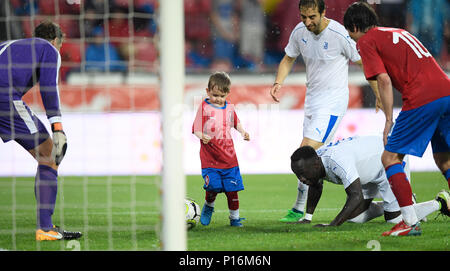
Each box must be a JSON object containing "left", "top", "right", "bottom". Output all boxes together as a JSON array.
[{"left": 289, "top": 136, "right": 449, "bottom": 230}]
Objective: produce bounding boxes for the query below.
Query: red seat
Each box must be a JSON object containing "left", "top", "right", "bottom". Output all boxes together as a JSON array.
[
  {"left": 184, "top": 0, "right": 211, "bottom": 40},
  {"left": 59, "top": 40, "right": 82, "bottom": 81},
  {"left": 22, "top": 19, "right": 42, "bottom": 38},
  {"left": 185, "top": 0, "right": 210, "bottom": 14},
  {"left": 135, "top": 41, "right": 157, "bottom": 64},
  {"left": 61, "top": 41, "right": 82, "bottom": 63},
  {"left": 38, "top": 0, "right": 56, "bottom": 15},
  {"left": 55, "top": 18, "right": 79, "bottom": 38},
  {"left": 59, "top": 0, "right": 80, "bottom": 14}
]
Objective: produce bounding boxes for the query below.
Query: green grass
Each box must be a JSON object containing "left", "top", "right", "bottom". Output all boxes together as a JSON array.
[{"left": 0, "top": 172, "right": 448, "bottom": 251}]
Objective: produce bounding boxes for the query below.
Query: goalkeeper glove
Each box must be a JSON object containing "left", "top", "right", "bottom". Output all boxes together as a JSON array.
[{"left": 51, "top": 122, "right": 67, "bottom": 166}]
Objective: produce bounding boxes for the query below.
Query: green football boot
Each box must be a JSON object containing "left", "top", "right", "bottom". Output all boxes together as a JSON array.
[{"left": 279, "top": 209, "right": 304, "bottom": 223}]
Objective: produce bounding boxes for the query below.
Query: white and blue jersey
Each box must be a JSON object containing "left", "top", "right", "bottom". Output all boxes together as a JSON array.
[
  {"left": 317, "top": 136, "right": 403, "bottom": 212},
  {"left": 285, "top": 19, "right": 360, "bottom": 144},
  {"left": 318, "top": 136, "right": 386, "bottom": 188},
  {"left": 285, "top": 19, "right": 360, "bottom": 116}
]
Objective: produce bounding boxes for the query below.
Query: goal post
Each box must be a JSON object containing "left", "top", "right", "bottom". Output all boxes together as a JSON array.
[{"left": 159, "top": 0, "right": 186, "bottom": 251}]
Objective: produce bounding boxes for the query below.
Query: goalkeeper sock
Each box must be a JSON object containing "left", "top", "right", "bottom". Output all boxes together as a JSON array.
[{"left": 35, "top": 165, "right": 58, "bottom": 231}]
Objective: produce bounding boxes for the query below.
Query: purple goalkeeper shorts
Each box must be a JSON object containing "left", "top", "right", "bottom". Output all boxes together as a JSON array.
[{"left": 0, "top": 100, "right": 49, "bottom": 150}]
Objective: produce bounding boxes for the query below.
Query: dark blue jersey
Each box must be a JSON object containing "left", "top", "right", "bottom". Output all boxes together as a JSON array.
[{"left": 0, "top": 38, "right": 61, "bottom": 123}]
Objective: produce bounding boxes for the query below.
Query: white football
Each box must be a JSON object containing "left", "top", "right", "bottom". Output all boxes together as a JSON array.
[{"left": 185, "top": 199, "right": 200, "bottom": 230}]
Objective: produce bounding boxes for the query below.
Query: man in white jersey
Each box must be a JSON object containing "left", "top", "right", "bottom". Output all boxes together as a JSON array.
[
  {"left": 289, "top": 136, "right": 450, "bottom": 227},
  {"left": 271, "top": 0, "right": 381, "bottom": 223}
]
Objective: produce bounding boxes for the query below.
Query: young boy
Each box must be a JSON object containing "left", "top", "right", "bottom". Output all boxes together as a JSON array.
[{"left": 192, "top": 71, "right": 250, "bottom": 227}]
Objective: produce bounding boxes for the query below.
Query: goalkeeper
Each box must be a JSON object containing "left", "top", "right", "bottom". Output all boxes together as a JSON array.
[{"left": 0, "top": 20, "right": 81, "bottom": 241}]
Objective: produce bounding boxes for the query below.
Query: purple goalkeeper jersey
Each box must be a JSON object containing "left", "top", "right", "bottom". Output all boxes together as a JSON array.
[{"left": 0, "top": 38, "right": 62, "bottom": 123}]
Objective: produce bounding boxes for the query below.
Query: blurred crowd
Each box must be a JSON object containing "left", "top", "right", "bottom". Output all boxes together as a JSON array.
[{"left": 1, "top": 0, "right": 449, "bottom": 81}]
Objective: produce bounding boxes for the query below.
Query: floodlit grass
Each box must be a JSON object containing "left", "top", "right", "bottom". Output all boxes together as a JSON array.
[{"left": 0, "top": 172, "right": 448, "bottom": 251}]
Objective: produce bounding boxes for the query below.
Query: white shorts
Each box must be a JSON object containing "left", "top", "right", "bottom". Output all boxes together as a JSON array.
[
  {"left": 303, "top": 114, "right": 343, "bottom": 145},
  {"left": 362, "top": 174, "right": 400, "bottom": 213}
]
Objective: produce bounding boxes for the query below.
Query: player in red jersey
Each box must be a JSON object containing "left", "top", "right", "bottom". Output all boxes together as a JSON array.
[
  {"left": 344, "top": 2, "right": 449, "bottom": 236},
  {"left": 192, "top": 71, "right": 250, "bottom": 227}
]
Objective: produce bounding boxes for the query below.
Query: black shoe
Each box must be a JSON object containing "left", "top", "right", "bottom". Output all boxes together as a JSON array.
[{"left": 53, "top": 225, "right": 83, "bottom": 240}]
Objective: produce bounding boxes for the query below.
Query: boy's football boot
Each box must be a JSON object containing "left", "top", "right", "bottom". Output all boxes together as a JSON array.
[
  {"left": 230, "top": 218, "right": 245, "bottom": 227},
  {"left": 200, "top": 204, "right": 214, "bottom": 226}
]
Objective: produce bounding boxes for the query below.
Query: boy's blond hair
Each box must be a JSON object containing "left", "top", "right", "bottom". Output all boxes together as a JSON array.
[{"left": 208, "top": 71, "right": 231, "bottom": 94}]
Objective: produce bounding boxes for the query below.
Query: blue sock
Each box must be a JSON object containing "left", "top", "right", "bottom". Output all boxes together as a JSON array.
[{"left": 35, "top": 165, "right": 58, "bottom": 230}]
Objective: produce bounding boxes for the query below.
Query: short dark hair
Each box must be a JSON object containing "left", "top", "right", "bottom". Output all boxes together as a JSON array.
[
  {"left": 34, "top": 20, "right": 64, "bottom": 41},
  {"left": 208, "top": 71, "right": 231, "bottom": 93},
  {"left": 291, "top": 145, "right": 318, "bottom": 162},
  {"left": 343, "top": 1, "right": 378, "bottom": 32},
  {"left": 298, "top": 0, "right": 326, "bottom": 14}
]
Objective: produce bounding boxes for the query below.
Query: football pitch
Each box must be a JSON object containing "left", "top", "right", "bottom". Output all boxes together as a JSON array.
[{"left": 0, "top": 172, "right": 448, "bottom": 251}]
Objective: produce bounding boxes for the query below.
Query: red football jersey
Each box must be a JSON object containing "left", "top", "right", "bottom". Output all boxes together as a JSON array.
[
  {"left": 192, "top": 99, "right": 240, "bottom": 169},
  {"left": 357, "top": 27, "right": 450, "bottom": 111}
]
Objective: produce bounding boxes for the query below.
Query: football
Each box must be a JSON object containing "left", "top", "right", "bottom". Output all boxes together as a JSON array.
[{"left": 185, "top": 199, "right": 200, "bottom": 230}]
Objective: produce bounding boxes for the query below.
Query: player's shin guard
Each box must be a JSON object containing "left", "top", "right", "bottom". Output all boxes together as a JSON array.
[
  {"left": 35, "top": 165, "right": 58, "bottom": 230},
  {"left": 225, "top": 191, "right": 239, "bottom": 210},
  {"left": 205, "top": 191, "right": 217, "bottom": 207},
  {"left": 386, "top": 163, "right": 418, "bottom": 226}
]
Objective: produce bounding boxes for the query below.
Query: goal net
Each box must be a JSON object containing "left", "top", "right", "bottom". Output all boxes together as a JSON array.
[
  {"left": 1, "top": 0, "right": 443, "bottom": 252},
  {"left": 0, "top": 0, "right": 185, "bottom": 251}
]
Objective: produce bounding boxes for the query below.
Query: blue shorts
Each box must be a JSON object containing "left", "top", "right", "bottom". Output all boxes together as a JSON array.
[
  {"left": 201, "top": 166, "right": 244, "bottom": 193},
  {"left": 0, "top": 100, "right": 49, "bottom": 150},
  {"left": 386, "top": 96, "right": 449, "bottom": 157}
]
